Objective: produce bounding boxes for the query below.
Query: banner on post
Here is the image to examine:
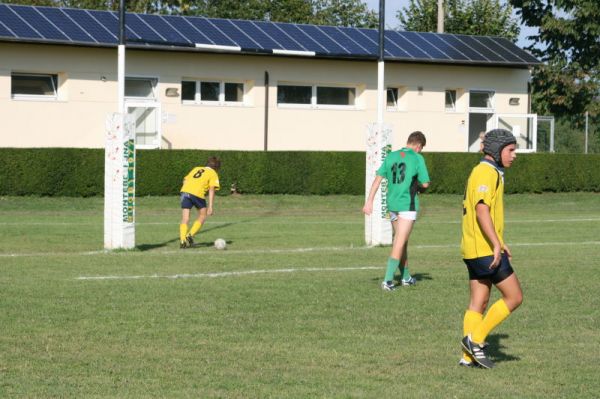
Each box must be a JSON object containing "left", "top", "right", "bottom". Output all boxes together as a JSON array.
[
  {"left": 104, "top": 112, "right": 136, "bottom": 249},
  {"left": 365, "top": 123, "right": 393, "bottom": 246}
]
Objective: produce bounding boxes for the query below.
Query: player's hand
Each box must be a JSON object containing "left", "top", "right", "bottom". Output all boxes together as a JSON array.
[
  {"left": 503, "top": 244, "right": 512, "bottom": 261},
  {"left": 489, "top": 245, "right": 502, "bottom": 269},
  {"left": 207, "top": 207, "right": 213, "bottom": 216},
  {"left": 362, "top": 203, "right": 372, "bottom": 215}
]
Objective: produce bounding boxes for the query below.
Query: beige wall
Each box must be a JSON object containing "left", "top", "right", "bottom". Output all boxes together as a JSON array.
[{"left": 0, "top": 42, "right": 531, "bottom": 152}]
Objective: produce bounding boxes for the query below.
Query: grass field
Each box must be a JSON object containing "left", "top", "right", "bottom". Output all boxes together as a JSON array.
[{"left": 1, "top": 193, "right": 599, "bottom": 398}]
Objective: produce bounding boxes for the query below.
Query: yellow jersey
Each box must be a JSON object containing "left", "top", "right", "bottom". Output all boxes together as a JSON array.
[
  {"left": 180, "top": 166, "right": 220, "bottom": 199},
  {"left": 461, "top": 160, "right": 505, "bottom": 259}
]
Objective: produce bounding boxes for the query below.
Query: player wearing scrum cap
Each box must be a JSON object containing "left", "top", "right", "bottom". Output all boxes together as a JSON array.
[{"left": 459, "top": 129, "right": 523, "bottom": 369}]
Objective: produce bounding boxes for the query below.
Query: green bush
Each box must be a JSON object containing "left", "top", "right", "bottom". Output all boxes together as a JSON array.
[{"left": 0, "top": 148, "right": 598, "bottom": 196}]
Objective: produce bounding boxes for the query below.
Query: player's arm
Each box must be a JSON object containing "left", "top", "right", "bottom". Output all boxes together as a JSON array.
[
  {"left": 207, "top": 186, "right": 216, "bottom": 216},
  {"left": 475, "top": 202, "right": 502, "bottom": 269},
  {"left": 363, "top": 175, "right": 383, "bottom": 215}
]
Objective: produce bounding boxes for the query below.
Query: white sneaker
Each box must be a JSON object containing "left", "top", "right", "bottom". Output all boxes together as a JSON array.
[
  {"left": 401, "top": 277, "right": 416, "bottom": 286},
  {"left": 381, "top": 281, "right": 396, "bottom": 291}
]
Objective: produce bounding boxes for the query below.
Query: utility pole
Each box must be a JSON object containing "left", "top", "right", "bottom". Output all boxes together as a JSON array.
[{"left": 437, "top": 0, "right": 444, "bottom": 33}]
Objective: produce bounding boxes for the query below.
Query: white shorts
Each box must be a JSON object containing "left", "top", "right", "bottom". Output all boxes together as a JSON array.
[{"left": 389, "top": 211, "right": 417, "bottom": 222}]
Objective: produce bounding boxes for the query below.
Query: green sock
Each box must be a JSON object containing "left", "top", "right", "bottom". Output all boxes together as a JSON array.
[
  {"left": 385, "top": 258, "right": 399, "bottom": 282},
  {"left": 401, "top": 265, "right": 412, "bottom": 281}
]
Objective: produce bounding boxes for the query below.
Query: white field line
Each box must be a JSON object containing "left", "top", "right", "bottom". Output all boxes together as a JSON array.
[
  {"left": 76, "top": 266, "right": 381, "bottom": 281},
  {"left": 1, "top": 217, "right": 600, "bottom": 226},
  {"left": 2, "top": 240, "right": 599, "bottom": 259}
]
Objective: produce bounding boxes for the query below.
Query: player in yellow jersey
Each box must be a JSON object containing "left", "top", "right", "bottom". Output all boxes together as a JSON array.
[
  {"left": 179, "top": 157, "right": 221, "bottom": 249},
  {"left": 459, "top": 129, "right": 523, "bottom": 369}
]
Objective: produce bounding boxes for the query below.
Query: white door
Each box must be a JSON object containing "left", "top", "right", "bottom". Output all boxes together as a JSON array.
[
  {"left": 494, "top": 114, "right": 538, "bottom": 153},
  {"left": 126, "top": 101, "right": 161, "bottom": 149}
]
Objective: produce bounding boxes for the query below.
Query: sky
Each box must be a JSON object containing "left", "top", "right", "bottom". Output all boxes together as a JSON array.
[{"left": 364, "top": 0, "right": 536, "bottom": 48}]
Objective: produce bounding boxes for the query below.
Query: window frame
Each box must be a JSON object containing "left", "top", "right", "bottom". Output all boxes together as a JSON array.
[
  {"left": 277, "top": 82, "right": 358, "bottom": 110},
  {"left": 124, "top": 76, "right": 158, "bottom": 101},
  {"left": 11, "top": 72, "right": 58, "bottom": 101},
  {"left": 445, "top": 89, "right": 457, "bottom": 112},
  {"left": 469, "top": 89, "right": 495, "bottom": 113},
  {"left": 386, "top": 86, "right": 408, "bottom": 111},
  {"left": 181, "top": 79, "right": 245, "bottom": 106}
]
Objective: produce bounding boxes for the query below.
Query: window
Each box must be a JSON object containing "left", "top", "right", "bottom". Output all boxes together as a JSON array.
[
  {"left": 278, "top": 85, "right": 312, "bottom": 105},
  {"left": 125, "top": 77, "right": 157, "bottom": 100},
  {"left": 445, "top": 90, "right": 457, "bottom": 111},
  {"left": 277, "top": 84, "right": 356, "bottom": 108},
  {"left": 182, "top": 80, "right": 245, "bottom": 105},
  {"left": 225, "top": 83, "right": 244, "bottom": 102},
  {"left": 386, "top": 86, "right": 407, "bottom": 110},
  {"left": 387, "top": 88, "right": 398, "bottom": 107},
  {"left": 316, "top": 86, "right": 355, "bottom": 106},
  {"left": 11, "top": 73, "right": 58, "bottom": 99},
  {"left": 469, "top": 90, "right": 494, "bottom": 109}
]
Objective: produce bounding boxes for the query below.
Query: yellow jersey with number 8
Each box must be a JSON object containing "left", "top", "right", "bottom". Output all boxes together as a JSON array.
[{"left": 180, "top": 166, "right": 220, "bottom": 199}]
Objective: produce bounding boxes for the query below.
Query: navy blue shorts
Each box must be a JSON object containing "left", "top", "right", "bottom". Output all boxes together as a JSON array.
[
  {"left": 463, "top": 252, "right": 514, "bottom": 284},
  {"left": 180, "top": 192, "right": 206, "bottom": 209}
]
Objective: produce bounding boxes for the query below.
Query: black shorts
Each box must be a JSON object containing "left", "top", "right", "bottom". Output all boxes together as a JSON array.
[
  {"left": 180, "top": 192, "right": 207, "bottom": 209},
  {"left": 463, "top": 252, "right": 514, "bottom": 284}
]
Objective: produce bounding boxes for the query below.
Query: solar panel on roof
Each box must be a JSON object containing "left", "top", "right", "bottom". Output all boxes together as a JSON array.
[
  {"left": 386, "top": 31, "right": 431, "bottom": 60},
  {"left": 252, "top": 21, "right": 306, "bottom": 52},
  {"left": 344, "top": 28, "right": 379, "bottom": 55},
  {"left": 11, "top": 5, "right": 69, "bottom": 41},
  {"left": 209, "top": 18, "right": 262, "bottom": 51},
  {"left": 440, "top": 34, "right": 489, "bottom": 62},
  {"left": 137, "top": 14, "right": 190, "bottom": 45},
  {"left": 63, "top": 8, "right": 116, "bottom": 43},
  {"left": 421, "top": 33, "right": 471, "bottom": 62},
  {"left": 296, "top": 25, "right": 349, "bottom": 55},
  {"left": 319, "top": 26, "right": 370, "bottom": 56},
  {"left": 0, "top": 4, "right": 539, "bottom": 66},
  {"left": 0, "top": 4, "right": 42, "bottom": 39},
  {"left": 278, "top": 23, "right": 329, "bottom": 54},
  {"left": 40, "top": 7, "right": 97, "bottom": 43}
]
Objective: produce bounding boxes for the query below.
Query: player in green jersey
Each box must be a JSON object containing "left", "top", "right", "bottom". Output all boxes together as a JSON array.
[{"left": 363, "top": 131, "right": 431, "bottom": 290}]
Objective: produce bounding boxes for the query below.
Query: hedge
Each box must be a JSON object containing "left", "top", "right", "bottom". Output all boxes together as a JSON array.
[{"left": 0, "top": 148, "right": 599, "bottom": 196}]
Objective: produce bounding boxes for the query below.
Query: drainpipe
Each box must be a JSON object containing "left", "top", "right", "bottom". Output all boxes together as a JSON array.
[{"left": 264, "top": 71, "right": 269, "bottom": 151}]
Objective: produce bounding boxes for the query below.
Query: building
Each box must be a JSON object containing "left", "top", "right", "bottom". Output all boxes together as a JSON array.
[{"left": 0, "top": 4, "right": 540, "bottom": 152}]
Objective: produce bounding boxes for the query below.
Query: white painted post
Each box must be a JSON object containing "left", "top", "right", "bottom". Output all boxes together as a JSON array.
[{"left": 365, "top": 123, "right": 393, "bottom": 246}]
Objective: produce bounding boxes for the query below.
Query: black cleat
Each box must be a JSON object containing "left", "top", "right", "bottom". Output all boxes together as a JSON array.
[
  {"left": 186, "top": 234, "right": 194, "bottom": 246},
  {"left": 180, "top": 241, "right": 188, "bottom": 249},
  {"left": 461, "top": 335, "right": 495, "bottom": 369}
]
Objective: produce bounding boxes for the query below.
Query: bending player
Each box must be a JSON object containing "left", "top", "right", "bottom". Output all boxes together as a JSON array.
[{"left": 179, "top": 156, "right": 221, "bottom": 249}]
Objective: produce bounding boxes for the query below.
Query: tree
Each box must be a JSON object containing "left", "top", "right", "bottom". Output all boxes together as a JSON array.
[
  {"left": 397, "top": 0, "right": 520, "bottom": 41},
  {"left": 509, "top": 0, "right": 599, "bottom": 120}
]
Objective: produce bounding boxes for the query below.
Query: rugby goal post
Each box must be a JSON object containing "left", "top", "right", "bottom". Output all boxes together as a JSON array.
[
  {"left": 365, "top": 122, "right": 393, "bottom": 246},
  {"left": 104, "top": 112, "right": 136, "bottom": 249}
]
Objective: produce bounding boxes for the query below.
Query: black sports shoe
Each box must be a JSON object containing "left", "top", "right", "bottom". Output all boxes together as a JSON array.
[
  {"left": 180, "top": 241, "right": 188, "bottom": 249},
  {"left": 186, "top": 234, "right": 194, "bottom": 246},
  {"left": 461, "top": 335, "right": 495, "bottom": 369}
]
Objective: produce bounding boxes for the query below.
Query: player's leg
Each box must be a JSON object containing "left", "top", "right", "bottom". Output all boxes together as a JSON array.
[
  {"left": 460, "top": 278, "right": 491, "bottom": 366},
  {"left": 393, "top": 216, "right": 415, "bottom": 285},
  {"left": 381, "top": 213, "right": 400, "bottom": 290},
  {"left": 471, "top": 262, "right": 522, "bottom": 346},
  {"left": 180, "top": 208, "right": 191, "bottom": 248},
  {"left": 186, "top": 197, "right": 207, "bottom": 245},
  {"left": 382, "top": 215, "right": 415, "bottom": 290},
  {"left": 461, "top": 257, "right": 496, "bottom": 368}
]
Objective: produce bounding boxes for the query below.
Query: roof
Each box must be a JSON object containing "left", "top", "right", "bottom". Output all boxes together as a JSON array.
[{"left": 0, "top": 4, "right": 540, "bottom": 68}]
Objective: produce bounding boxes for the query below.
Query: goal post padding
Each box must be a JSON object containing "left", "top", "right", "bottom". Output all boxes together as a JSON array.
[
  {"left": 104, "top": 112, "right": 135, "bottom": 249},
  {"left": 365, "top": 123, "right": 392, "bottom": 246}
]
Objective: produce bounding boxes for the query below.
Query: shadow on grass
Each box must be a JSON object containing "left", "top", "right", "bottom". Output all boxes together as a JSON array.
[
  {"left": 136, "top": 220, "right": 241, "bottom": 252},
  {"left": 487, "top": 333, "right": 521, "bottom": 363},
  {"left": 370, "top": 272, "right": 433, "bottom": 284}
]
